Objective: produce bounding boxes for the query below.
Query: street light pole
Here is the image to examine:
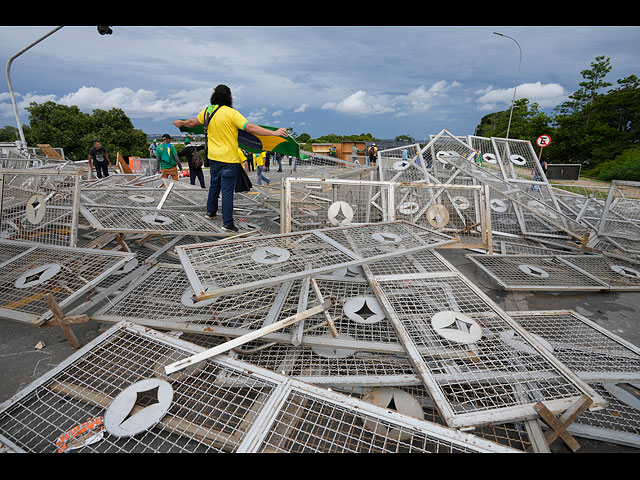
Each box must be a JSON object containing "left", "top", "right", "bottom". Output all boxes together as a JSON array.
[
  {"left": 6, "top": 26, "right": 64, "bottom": 155},
  {"left": 493, "top": 32, "right": 522, "bottom": 139}
]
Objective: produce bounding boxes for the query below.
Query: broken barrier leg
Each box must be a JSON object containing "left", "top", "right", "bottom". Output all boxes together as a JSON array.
[{"left": 532, "top": 394, "right": 593, "bottom": 452}]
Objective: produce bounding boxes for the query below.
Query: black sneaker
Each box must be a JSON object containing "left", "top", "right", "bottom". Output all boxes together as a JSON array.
[
  {"left": 204, "top": 212, "right": 216, "bottom": 220},
  {"left": 222, "top": 224, "right": 239, "bottom": 232}
]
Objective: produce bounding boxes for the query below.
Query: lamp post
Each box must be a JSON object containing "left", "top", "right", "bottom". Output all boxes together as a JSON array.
[
  {"left": 493, "top": 32, "right": 522, "bottom": 139},
  {"left": 6, "top": 26, "right": 64, "bottom": 155}
]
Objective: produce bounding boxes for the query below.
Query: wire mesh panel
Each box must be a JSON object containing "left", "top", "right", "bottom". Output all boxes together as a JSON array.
[
  {"left": 379, "top": 142, "right": 430, "bottom": 183},
  {"left": 299, "top": 276, "right": 406, "bottom": 353},
  {"left": 423, "top": 130, "right": 474, "bottom": 182},
  {"left": 550, "top": 183, "right": 610, "bottom": 229},
  {"left": 390, "top": 183, "right": 488, "bottom": 249},
  {"left": 0, "top": 169, "right": 80, "bottom": 247},
  {"left": 177, "top": 221, "right": 457, "bottom": 300},
  {"left": 290, "top": 150, "right": 374, "bottom": 182},
  {"left": 358, "top": 248, "right": 457, "bottom": 277},
  {"left": 0, "top": 239, "right": 34, "bottom": 265},
  {"left": 362, "top": 268, "right": 607, "bottom": 429},
  {"left": 467, "top": 254, "right": 608, "bottom": 291},
  {"left": 598, "top": 180, "right": 640, "bottom": 241},
  {"left": 93, "top": 263, "right": 313, "bottom": 342},
  {"left": 80, "top": 204, "right": 239, "bottom": 237},
  {"left": 233, "top": 341, "right": 419, "bottom": 388},
  {"left": 496, "top": 237, "right": 575, "bottom": 255},
  {"left": 84, "top": 172, "right": 147, "bottom": 185},
  {"left": 80, "top": 186, "right": 208, "bottom": 210},
  {"left": 333, "top": 384, "right": 533, "bottom": 452},
  {"left": 507, "top": 310, "right": 640, "bottom": 382},
  {"left": 467, "top": 135, "right": 505, "bottom": 178},
  {"left": 0, "top": 240, "right": 135, "bottom": 325},
  {"left": 0, "top": 322, "right": 518, "bottom": 453},
  {"left": 282, "top": 178, "right": 488, "bottom": 249},
  {"left": 282, "top": 178, "right": 388, "bottom": 232},
  {"left": 492, "top": 137, "right": 546, "bottom": 185},
  {"left": 609, "top": 181, "right": 640, "bottom": 223},
  {"left": 559, "top": 255, "right": 640, "bottom": 291},
  {"left": 435, "top": 148, "right": 595, "bottom": 243},
  {"left": 567, "top": 382, "right": 640, "bottom": 448}
]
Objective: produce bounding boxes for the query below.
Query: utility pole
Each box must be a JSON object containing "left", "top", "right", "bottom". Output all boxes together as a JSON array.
[
  {"left": 6, "top": 26, "right": 64, "bottom": 155},
  {"left": 493, "top": 32, "right": 522, "bottom": 139}
]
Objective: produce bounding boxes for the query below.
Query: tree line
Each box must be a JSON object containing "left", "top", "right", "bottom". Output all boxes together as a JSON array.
[{"left": 474, "top": 56, "right": 639, "bottom": 181}]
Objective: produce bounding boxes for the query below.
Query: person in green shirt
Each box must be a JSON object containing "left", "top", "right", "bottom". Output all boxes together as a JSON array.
[
  {"left": 155, "top": 134, "right": 183, "bottom": 181},
  {"left": 173, "top": 84, "right": 288, "bottom": 232}
]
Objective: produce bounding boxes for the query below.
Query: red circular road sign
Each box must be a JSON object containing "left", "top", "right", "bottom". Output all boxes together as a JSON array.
[{"left": 536, "top": 135, "right": 551, "bottom": 148}]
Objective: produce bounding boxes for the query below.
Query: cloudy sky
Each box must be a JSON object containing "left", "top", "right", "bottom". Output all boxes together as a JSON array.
[{"left": 1, "top": 25, "right": 639, "bottom": 141}]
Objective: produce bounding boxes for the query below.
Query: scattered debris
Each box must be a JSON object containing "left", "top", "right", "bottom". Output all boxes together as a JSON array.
[{"left": 0, "top": 134, "right": 638, "bottom": 453}]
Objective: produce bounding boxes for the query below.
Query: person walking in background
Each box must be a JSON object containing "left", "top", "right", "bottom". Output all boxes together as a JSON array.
[
  {"left": 172, "top": 84, "right": 287, "bottom": 232},
  {"left": 245, "top": 150, "right": 255, "bottom": 171},
  {"left": 148, "top": 139, "right": 158, "bottom": 160},
  {"left": 178, "top": 138, "right": 205, "bottom": 188},
  {"left": 156, "top": 134, "right": 183, "bottom": 181},
  {"left": 540, "top": 159, "right": 548, "bottom": 178},
  {"left": 368, "top": 143, "right": 378, "bottom": 166},
  {"left": 254, "top": 150, "right": 270, "bottom": 185},
  {"left": 265, "top": 151, "right": 271, "bottom": 172},
  {"left": 88, "top": 140, "right": 111, "bottom": 179}
]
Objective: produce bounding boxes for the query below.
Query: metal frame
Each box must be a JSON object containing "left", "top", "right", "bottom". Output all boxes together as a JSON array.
[
  {"left": 361, "top": 266, "right": 607, "bottom": 429},
  {"left": 176, "top": 221, "right": 457, "bottom": 301},
  {"left": 281, "top": 177, "right": 491, "bottom": 250},
  {"left": 0, "top": 322, "right": 519, "bottom": 453},
  {"left": 507, "top": 309, "right": 640, "bottom": 383},
  {"left": 0, "top": 239, "right": 135, "bottom": 325},
  {"left": 597, "top": 180, "right": 640, "bottom": 241},
  {"left": 0, "top": 168, "right": 81, "bottom": 247},
  {"left": 467, "top": 253, "right": 640, "bottom": 292}
]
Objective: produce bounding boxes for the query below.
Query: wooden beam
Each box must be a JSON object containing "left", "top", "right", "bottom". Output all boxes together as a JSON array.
[
  {"left": 533, "top": 394, "right": 593, "bottom": 452},
  {"left": 45, "top": 293, "right": 81, "bottom": 349}
]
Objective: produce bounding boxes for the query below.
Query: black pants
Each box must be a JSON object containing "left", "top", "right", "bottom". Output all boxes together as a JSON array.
[
  {"left": 94, "top": 161, "right": 109, "bottom": 178},
  {"left": 190, "top": 166, "right": 205, "bottom": 188}
]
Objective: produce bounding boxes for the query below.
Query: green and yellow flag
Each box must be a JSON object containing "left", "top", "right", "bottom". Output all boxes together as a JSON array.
[{"left": 178, "top": 123, "right": 299, "bottom": 157}]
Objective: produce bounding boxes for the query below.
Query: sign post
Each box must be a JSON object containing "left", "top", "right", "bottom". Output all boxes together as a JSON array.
[{"left": 536, "top": 135, "right": 551, "bottom": 162}]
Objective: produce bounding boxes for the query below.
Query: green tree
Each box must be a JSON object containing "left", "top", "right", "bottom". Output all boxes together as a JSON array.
[
  {"left": 585, "top": 145, "right": 640, "bottom": 181},
  {"left": 24, "top": 101, "right": 148, "bottom": 161},
  {"left": 0, "top": 125, "right": 18, "bottom": 142},
  {"left": 550, "top": 58, "right": 639, "bottom": 169},
  {"left": 475, "top": 98, "right": 552, "bottom": 144},
  {"left": 295, "top": 132, "right": 311, "bottom": 144}
]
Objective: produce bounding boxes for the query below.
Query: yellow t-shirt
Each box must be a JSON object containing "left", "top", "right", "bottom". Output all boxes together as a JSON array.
[
  {"left": 238, "top": 149, "right": 247, "bottom": 162},
  {"left": 197, "top": 105, "right": 249, "bottom": 164},
  {"left": 254, "top": 151, "right": 265, "bottom": 167}
]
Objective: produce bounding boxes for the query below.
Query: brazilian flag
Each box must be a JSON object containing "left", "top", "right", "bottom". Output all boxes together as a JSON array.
[{"left": 178, "top": 123, "right": 299, "bottom": 157}]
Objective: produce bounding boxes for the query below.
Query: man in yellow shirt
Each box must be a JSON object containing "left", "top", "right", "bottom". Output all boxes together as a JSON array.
[
  {"left": 254, "top": 151, "right": 270, "bottom": 185},
  {"left": 173, "top": 84, "right": 287, "bottom": 232}
]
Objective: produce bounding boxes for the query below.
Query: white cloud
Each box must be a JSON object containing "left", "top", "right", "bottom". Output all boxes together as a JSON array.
[
  {"left": 322, "top": 90, "right": 393, "bottom": 116},
  {"left": 0, "top": 85, "right": 213, "bottom": 124},
  {"left": 477, "top": 82, "right": 567, "bottom": 110},
  {"left": 58, "top": 86, "right": 208, "bottom": 120},
  {"left": 294, "top": 103, "right": 308, "bottom": 113},
  {"left": 398, "top": 80, "right": 462, "bottom": 115}
]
